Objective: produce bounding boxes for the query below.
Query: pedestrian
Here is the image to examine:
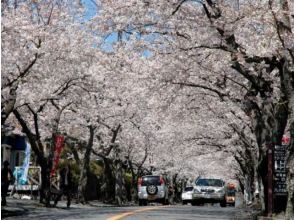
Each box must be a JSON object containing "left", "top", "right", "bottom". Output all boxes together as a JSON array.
[
  {"left": 1, "top": 160, "right": 14, "bottom": 206},
  {"left": 54, "top": 164, "right": 72, "bottom": 208}
]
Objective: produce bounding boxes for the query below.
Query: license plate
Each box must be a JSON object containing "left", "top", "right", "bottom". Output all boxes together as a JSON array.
[
  {"left": 148, "top": 195, "right": 156, "bottom": 200},
  {"left": 204, "top": 194, "right": 212, "bottom": 198}
]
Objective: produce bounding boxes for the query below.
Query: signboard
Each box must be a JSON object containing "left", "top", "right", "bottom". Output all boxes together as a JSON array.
[
  {"left": 50, "top": 135, "right": 65, "bottom": 177},
  {"left": 9, "top": 166, "right": 41, "bottom": 194},
  {"left": 274, "top": 145, "right": 287, "bottom": 195}
]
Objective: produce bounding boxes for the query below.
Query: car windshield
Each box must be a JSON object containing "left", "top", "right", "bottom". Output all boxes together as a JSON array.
[
  {"left": 227, "top": 189, "right": 236, "bottom": 196},
  {"left": 141, "top": 176, "right": 161, "bottom": 186},
  {"left": 184, "top": 187, "right": 194, "bottom": 192},
  {"left": 196, "top": 179, "right": 224, "bottom": 187}
]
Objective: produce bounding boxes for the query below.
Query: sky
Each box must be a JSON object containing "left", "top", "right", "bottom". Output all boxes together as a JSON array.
[{"left": 82, "top": 0, "right": 152, "bottom": 56}]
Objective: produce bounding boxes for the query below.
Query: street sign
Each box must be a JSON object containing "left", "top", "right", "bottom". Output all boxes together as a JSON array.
[{"left": 274, "top": 145, "right": 287, "bottom": 195}]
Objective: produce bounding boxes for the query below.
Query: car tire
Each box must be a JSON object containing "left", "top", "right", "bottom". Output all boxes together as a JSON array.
[
  {"left": 146, "top": 185, "right": 158, "bottom": 195},
  {"left": 139, "top": 199, "right": 143, "bottom": 206},
  {"left": 191, "top": 201, "right": 197, "bottom": 206},
  {"left": 165, "top": 197, "right": 170, "bottom": 205},
  {"left": 220, "top": 200, "right": 227, "bottom": 207},
  {"left": 182, "top": 201, "right": 187, "bottom": 205}
]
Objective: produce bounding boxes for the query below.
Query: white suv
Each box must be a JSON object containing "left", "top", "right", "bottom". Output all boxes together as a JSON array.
[
  {"left": 192, "top": 178, "right": 226, "bottom": 207},
  {"left": 137, "top": 175, "right": 169, "bottom": 206}
]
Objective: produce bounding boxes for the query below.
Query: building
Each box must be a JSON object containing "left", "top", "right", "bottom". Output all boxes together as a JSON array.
[{"left": 1, "top": 134, "right": 27, "bottom": 171}]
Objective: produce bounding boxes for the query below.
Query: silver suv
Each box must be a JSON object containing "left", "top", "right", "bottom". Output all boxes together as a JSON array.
[
  {"left": 191, "top": 178, "right": 226, "bottom": 207},
  {"left": 137, "top": 175, "right": 169, "bottom": 206}
]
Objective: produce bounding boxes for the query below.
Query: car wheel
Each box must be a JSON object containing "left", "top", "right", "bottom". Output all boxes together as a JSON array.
[
  {"left": 161, "top": 198, "right": 168, "bottom": 205},
  {"left": 182, "top": 201, "right": 187, "bottom": 205},
  {"left": 191, "top": 201, "right": 197, "bottom": 206},
  {"left": 220, "top": 200, "right": 227, "bottom": 207},
  {"left": 139, "top": 199, "right": 143, "bottom": 206}
]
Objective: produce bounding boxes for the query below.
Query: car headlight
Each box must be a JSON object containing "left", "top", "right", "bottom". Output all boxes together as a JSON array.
[
  {"left": 217, "top": 189, "right": 225, "bottom": 194},
  {"left": 193, "top": 188, "right": 200, "bottom": 193}
]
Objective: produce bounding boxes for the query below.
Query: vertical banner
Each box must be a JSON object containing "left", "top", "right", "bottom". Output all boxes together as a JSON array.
[
  {"left": 19, "top": 141, "right": 31, "bottom": 185},
  {"left": 50, "top": 135, "right": 65, "bottom": 177}
]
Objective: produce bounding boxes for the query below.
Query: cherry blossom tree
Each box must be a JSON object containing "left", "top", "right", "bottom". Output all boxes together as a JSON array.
[
  {"left": 3, "top": 1, "right": 293, "bottom": 215},
  {"left": 2, "top": 0, "right": 100, "bottom": 204},
  {"left": 97, "top": 0, "right": 293, "bottom": 215}
]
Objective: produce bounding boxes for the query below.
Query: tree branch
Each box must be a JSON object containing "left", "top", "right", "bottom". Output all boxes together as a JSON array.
[{"left": 170, "top": 81, "right": 227, "bottom": 101}]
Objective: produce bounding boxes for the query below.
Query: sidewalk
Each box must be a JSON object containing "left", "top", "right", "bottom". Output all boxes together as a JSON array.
[
  {"left": 1, "top": 198, "right": 32, "bottom": 218},
  {"left": 1, "top": 197, "right": 116, "bottom": 218}
]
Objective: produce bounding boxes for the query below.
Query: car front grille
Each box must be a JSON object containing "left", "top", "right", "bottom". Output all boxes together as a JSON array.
[{"left": 201, "top": 189, "right": 215, "bottom": 193}]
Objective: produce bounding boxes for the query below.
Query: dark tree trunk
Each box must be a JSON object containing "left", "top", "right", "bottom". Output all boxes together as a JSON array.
[
  {"left": 1, "top": 83, "right": 18, "bottom": 128},
  {"left": 101, "top": 158, "right": 115, "bottom": 203},
  {"left": 13, "top": 109, "right": 53, "bottom": 205},
  {"left": 114, "top": 158, "right": 123, "bottom": 205},
  {"left": 39, "top": 157, "right": 52, "bottom": 206},
  {"left": 285, "top": 91, "right": 294, "bottom": 218},
  {"left": 128, "top": 159, "right": 138, "bottom": 202},
  {"left": 77, "top": 125, "right": 95, "bottom": 204}
]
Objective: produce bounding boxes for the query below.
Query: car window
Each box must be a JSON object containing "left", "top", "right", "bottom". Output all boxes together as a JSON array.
[
  {"left": 141, "top": 176, "right": 160, "bottom": 186},
  {"left": 227, "top": 189, "right": 236, "bottom": 196},
  {"left": 196, "top": 179, "right": 224, "bottom": 187},
  {"left": 184, "top": 187, "right": 194, "bottom": 192}
]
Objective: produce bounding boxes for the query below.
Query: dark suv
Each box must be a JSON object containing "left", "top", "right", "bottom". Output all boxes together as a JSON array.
[{"left": 137, "top": 175, "right": 169, "bottom": 206}]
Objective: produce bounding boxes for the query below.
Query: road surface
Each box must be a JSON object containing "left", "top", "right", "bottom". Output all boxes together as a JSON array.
[{"left": 2, "top": 198, "right": 258, "bottom": 220}]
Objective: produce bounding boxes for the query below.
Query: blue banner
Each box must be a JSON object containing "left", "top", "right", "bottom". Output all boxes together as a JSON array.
[{"left": 19, "top": 141, "right": 31, "bottom": 185}]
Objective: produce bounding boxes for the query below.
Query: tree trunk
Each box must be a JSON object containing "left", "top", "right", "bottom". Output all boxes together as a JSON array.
[
  {"left": 1, "top": 83, "right": 18, "bottom": 128},
  {"left": 115, "top": 159, "right": 123, "bottom": 205},
  {"left": 101, "top": 158, "right": 115, "bottom": 203},
  {"left": 257, "top": 173, "right": 266, "bottom": 211},
  {"left": 39, "top": 157, "right": 52, "bottom": 206},
  {"left": 128, "top": 159, "right": 138, "bottom": 202},
  {"left": 77, "top": 125, "right": 95, "bottom": 204},
  {"left": 286, "top": 95, "right": 294, "bottom": 219},
  {"left": 286, "top": 153, "right": 294, "bottom": 219},
  {"left": 244, "top": 174, "right": 254, "bottom": 205},
  {"left": 114, "top": 146, "right": 127, "bottom": 205}
]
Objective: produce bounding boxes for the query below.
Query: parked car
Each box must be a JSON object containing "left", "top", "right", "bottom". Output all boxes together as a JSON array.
[
  {"left": 191, "top": 178, "right": 226, "bottom": 207},
  {"left": 137, "top": 175, "right": 169, "bottom": 206},
  {"left": 181, "top": 186, "right": 194, "bottom": 205}
]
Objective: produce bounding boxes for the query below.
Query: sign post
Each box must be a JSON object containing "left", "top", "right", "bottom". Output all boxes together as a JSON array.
[
  {"left": 267, "top": 145, "right": 273, "bottom": 216},
  {"left": 273, "top": 145, "right": 287, "bottom": 195},
  {"left": 273, "top": 144, "right": 288, "bottom": 213}
]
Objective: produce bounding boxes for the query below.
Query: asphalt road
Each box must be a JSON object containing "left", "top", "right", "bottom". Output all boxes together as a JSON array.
[
  {"left": 2, "top": 198, "right": 258, "bottom": 220},
  {"left": 108, "top": 205, "right": 257, "bottom": 220}
]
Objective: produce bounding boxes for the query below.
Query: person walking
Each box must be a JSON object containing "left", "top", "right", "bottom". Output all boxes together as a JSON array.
[
  {"left": 1, "top": 160, "right": 14, "bottom": 206},
  {"left": 54, "top": 164, "right": 72, "bottom": 208}
]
